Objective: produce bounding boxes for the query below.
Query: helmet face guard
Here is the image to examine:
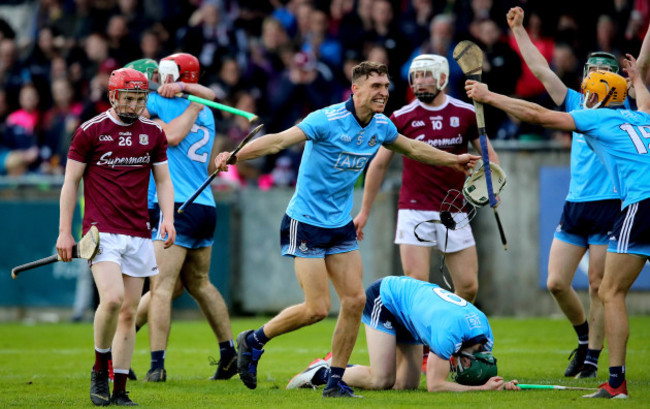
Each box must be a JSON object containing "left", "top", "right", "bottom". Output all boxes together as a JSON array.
[
  {"left": 108, "top": 68, "right": 149, "bottom": 124},
  {"left": 580, "top": 70, "right": 627, "bottom": 110},
  {"left": 408, "top": 54, "right": 449, "bottom": 103},
  {"left": 452, "top": 351, "right": 498, "bottom": 386},
  {"left": 583, "top": 51, "right": 619, "bottom": 79}
]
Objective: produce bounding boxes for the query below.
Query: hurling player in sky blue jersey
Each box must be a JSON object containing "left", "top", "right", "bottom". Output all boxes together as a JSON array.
[
  {"left": 507, "top": 6, "right": 629, "bottom": 379},
  {"left": 137, "top": 54, "right": 237, "bottom": 383},
  {"left": 465, "top": 53, "right": 650, "bottom": 400},
  {"left": 213, "top": 61, "right": 479, "bottom": 397},
  {"left": 287, "top": 276, "right": 521, "bottom": 393}
]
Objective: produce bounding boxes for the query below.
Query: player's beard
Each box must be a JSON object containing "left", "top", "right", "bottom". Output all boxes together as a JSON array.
[{"left": 415, "top": 89, "right": 440, "bottom": 104}]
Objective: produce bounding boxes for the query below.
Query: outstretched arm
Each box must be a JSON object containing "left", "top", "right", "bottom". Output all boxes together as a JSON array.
[
  {"left": 353, "top": 147, "right": 395, "bottom": 241},
  {"left": 386, "top": 134, "right": 479, "bottom": 175},
  {"left": 466, "top": 80, "right": 576, "bottom": 131},
  {"left": 213, "top": 126, "right": 307, "bottom": 171},
  {"left": 507, "top": 7, "right": 567, "bottom": 105},
  {"left": 426, "top": 353, "right": 519, "bottom": 392}
]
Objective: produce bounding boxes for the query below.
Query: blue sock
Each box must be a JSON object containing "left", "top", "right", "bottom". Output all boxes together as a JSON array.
[
  {"left": 325, "top": 366, "right": 345, "bottom": 390},
  {"left": 151, "top": 350, "right": 165, "bottom": 370},
  {"left": 219, "top": 340, "right": 236, "bottom": 360},
  {"left": 247, "top": 327, "right": 269, "bottom": 350},
  {"left": 609, "top": 366, "right": 625, "bottom": 388},
  {"left": 584, "top": 349, "right": 601, "bottom": 368},
  {"left": 573, "top": 321, "right": 589, "bottom": 345}
]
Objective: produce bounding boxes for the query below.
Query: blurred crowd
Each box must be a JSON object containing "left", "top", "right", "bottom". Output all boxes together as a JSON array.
[{"left": 0, "top": 0, "right": 648, "bottom": 184}]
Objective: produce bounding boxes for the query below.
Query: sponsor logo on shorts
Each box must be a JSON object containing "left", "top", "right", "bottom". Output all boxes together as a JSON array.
[
  {"left": 383, "top": 321, "right": 393, "bottom": 330},
  {"left": 555, "top": 224, "right": 562, "bottom": 233},
  {"left": 97, "top": 247, "right": 103, "bottom": 255},
  {"left": 299, "top": 241, "right": 309, "bottom": 252}
]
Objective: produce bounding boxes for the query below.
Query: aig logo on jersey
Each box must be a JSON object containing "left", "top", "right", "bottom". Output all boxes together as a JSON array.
[
  {"left": 335, "top": 152, "right": 371, "bottom": 171},
  {"left": 450, "top": 116, "right": 460, "bottom": 127},
  {"left": 139, "top": 134, "right": 149, "bottom": 145}
]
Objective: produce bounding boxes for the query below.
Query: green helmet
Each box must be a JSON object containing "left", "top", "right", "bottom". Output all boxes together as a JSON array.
[
  {"left": 453, "top": 351, "right": 498, "bottom": 386},
  {"left": 583, "top": 52, "right": 619, "bottom": 79},
  {"left": 124, "top": 58, "right": 159, "bottom": 81}
]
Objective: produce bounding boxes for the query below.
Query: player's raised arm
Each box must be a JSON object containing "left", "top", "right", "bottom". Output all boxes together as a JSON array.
[
  {"left": 507, "top": 7, "right": 567, "bottom": 105},
  {"left": 637, "top": 26, "right": 650, "bottom": 85},
  {"left": 624, "top": 54, "right": 650, "bottom": 114},
  {"left": 465, "top": 80, "right": 576, "bottom": 132}
]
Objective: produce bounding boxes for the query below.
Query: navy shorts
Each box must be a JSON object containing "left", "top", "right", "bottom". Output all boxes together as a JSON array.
[
  {"left": 150, "top": 202, "right": 216, "bottom": 249},
  {"left": 361, "top": 279, "right": 418, "bottom": 344},
  {"left": 608, "top": 199, "right": 650, "bottom": 257},
  {"left": 280, "top": 214, "right": 358, "bottom": 258},
  {"left": 554, "top": 199, "right": 620, "bottom": 247}
]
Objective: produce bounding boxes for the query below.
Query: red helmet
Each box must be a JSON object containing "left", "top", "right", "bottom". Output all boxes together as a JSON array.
[
  {"left": 159, "top": 53, "right": 200, "bottom": 84},
  {"left": 108, "top": 68, "right": 149, "bottom": 123}
]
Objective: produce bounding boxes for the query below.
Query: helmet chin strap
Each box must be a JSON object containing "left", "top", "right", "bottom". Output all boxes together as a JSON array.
[{"left": 117, "top": 112, "right": 138, "bottom": 124}]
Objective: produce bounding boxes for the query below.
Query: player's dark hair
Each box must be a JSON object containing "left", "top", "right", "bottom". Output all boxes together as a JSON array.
[{"left": 351, "top": 61, "right": 389, "bottom": 83}]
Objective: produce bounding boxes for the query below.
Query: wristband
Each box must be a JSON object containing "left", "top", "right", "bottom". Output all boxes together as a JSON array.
[{"left": 176, "top": 82, "right": 184, "bottom": 92}]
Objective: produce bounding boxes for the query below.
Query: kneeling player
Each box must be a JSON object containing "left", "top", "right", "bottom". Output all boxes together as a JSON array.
[{"left": 287, "top": 276, "right": 520, "bottom": 392}]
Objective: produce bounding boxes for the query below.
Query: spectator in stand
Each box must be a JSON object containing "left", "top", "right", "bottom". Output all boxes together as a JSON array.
[
  {"left": 338, "top": 0, "right": 374, "bottom": 57},
  {"left": 266, "top": 51, "right": 333, "bottom": 133},
  {"left": 363, "top": 0, "right": 408, "bottom": 75},
  {"left": 399, "top": 0, "right": 437, "bottom": 47},
  {"left": 471, "top": 18, "right": 521, "bottom": 139},
  {"left": 402, "top": 14, "right": 464, "bottom": 99},
  {"left": 139, "top": 29, "right": 164, "bottom": 61},
  {"left": 105, "top": 14, "right": 141, "bottom": 65},
  {"left": 0, "top": 38, "right": 26, "bottom": 109},
  {"left": 301, "top": 7, "right": 342, "bottom": 72},
  {"left": 327, "top": 0, "right": 355, "bottom": 38},
  {"left": 3, "top": 84, "right": 42, "bottom": 176},
  {"left": 113, "top": 0, "right": 154, "bottom": 42},
  {"left": 366, "top": 44, "right": 403, "bottom": 114},
  {"left": 82, "top": 33, "right": 110, "bottom": 80},
  {"left": 42, "top": 77, "right": 83, "bottom": 174}
]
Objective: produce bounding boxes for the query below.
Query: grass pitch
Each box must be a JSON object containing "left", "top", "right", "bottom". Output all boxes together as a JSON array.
[{"left": 0, "top": 316, "right": 649, "bottom": 408}]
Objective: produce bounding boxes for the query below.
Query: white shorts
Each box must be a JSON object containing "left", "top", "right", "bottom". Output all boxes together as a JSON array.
[
  {"left": 394, "top": 209, "right": 475, "bottom": 253},
  {"left": 90, "top": 233, "right": 159, "bottom": 278}
]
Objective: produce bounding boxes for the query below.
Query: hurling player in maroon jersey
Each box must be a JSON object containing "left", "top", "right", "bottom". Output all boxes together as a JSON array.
[
  {"left": 355, "top": 54, "right": 499, "bottom": 303},
  {"left": 56, "top": 68, "right": 176, "bottom": 406}
]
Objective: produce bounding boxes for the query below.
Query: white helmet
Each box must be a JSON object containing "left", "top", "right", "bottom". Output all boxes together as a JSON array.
[{"left": 408, "top": 54, "right": 449, "bottom": 103}]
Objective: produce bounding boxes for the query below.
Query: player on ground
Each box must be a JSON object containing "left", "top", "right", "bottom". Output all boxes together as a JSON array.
[
  {"left": 140, "top": 53, "right": 237, "bottom": 382},
  {"left": 354, "top": 54, "right": 499, "bottom": 304},
  {"left": 56, "top": 68, "right": 175, "bottom": 406},
  {"left": 507, "top": 6, "right": 625, "bottom": 378},
  {"left": 465, "top": 56, "right": 650, "bottom": 399},
  {"left": 213, "top": 61, "right": 479, "bottom": 397},
  {"left": 287, "top": 276, "right": 520, "bottom": 392}
]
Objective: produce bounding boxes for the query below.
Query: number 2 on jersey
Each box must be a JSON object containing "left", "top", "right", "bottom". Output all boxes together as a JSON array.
[
  {"left": 187, "top": 124, "right": 210, "bottom": 163},
  {"left": 620, "top": 123, "right": 650, "bottom": 154}
]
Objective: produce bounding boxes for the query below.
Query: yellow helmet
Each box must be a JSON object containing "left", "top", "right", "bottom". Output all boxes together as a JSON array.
[{"left": 580, "top": 70, "right": 627, "bottom": 109}]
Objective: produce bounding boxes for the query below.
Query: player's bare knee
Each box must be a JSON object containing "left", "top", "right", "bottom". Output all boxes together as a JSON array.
[
  {"left": 456, "top": 281, "right": 478, "bottom": 302},
  {"left": 305, "top": 302, "right": 330, "bottom": 323},
  {"left": 340, "top": 291, "right": 366, "bottom": 314},
  {"left": 546, "top": 277, "right": 568, "bottom": 296},
  {"left": 370, "top": 374, "right": 395, "bottom": 390},
  {"left": 101, "top": 295, "right": 124, "bottom": 314}
]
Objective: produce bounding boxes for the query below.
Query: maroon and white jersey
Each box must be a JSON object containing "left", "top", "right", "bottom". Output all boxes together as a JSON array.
[
  {"left": 390, "top": 96, "right": 477, "bottom": 210},
  {"left": 68, "top": 110, "right": 167, "bottom": 238}
]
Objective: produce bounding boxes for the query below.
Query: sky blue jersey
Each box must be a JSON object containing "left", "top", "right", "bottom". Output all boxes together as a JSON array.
[
  {"left": 570, "top": 108, "right": 650, "bottom": 209},
  {"left": 291, "top": 98, "right": 398, "bottom": 228},
  {"left": 380, "top": 276, "right": 494, "bottom": 360},
  {"left": 146, "top": 93, "right": 216, "bottom": 207},
  {"left": 564, "top": 89, "right": 619, "bottom": 201}
]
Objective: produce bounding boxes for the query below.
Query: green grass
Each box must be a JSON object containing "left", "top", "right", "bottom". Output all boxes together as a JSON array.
[{"left": 1, "top": 317, "right": 649, "bottom": 408}]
